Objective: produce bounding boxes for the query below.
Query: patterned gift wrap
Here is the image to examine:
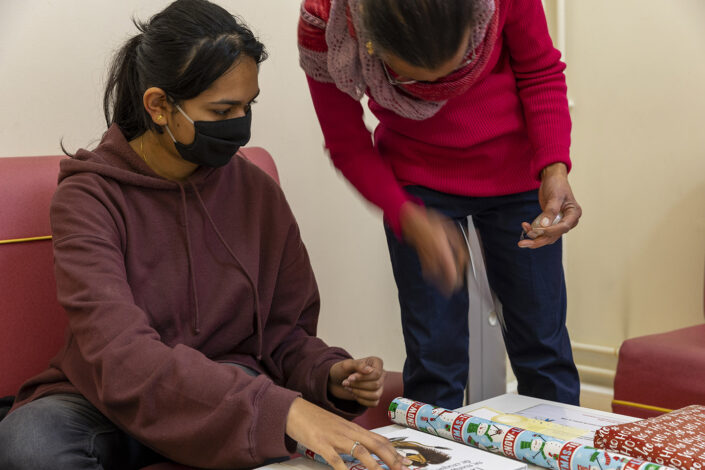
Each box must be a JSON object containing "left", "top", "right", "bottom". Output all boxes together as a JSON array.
[
  {"left": 389, "top": 398, "right": 675, "bottom": 470},
  {"left": 594, "top": 405, "right": 705, "bottom": 470}
]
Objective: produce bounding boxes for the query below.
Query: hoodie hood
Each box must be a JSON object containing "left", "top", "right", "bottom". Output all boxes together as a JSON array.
[{"left": 59, "top": 124, "right": 214, "bottom": 189}]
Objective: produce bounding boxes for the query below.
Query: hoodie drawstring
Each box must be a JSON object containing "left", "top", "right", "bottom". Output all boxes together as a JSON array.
[
  {"left": 178, "top": 184, "right": 201, "bottom": 335},
  {"left": 187, "top": 181, "right": 264, "bottom": 361}
]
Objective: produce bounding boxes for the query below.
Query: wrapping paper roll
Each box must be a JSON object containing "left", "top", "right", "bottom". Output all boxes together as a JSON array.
[{"left": 389, "top": 398, "right": 675, "bottom": 470}]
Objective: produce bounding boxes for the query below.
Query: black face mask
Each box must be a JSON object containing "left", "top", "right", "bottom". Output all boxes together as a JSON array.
[{"left": 165, "top": 103, "right": 251, "bottom": 168}]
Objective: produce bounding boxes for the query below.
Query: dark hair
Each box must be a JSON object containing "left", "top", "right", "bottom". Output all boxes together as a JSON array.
[
  {"left": 360, "top": 0, "right": 479, "bottom": 69},
  {"left": 103, "top": 0, "right": 267, "bottom": 141}
]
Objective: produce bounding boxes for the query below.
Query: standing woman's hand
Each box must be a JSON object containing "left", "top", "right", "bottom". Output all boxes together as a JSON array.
[
  {"left": 399, "top": 202, "right": 469, "bottom": 296},
  {"left": 519, "top": 162, "right": 582, "bottom": 249}
]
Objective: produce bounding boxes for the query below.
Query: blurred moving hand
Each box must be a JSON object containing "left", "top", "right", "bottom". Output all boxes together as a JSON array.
[{"left": 400, "top": 202, "right": 469, "bottom": 296}]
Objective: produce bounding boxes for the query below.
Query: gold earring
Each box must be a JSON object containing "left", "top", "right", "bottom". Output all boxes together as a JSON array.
[
  {"left": 157, "top": 114, "right": 163, "bottom": 121},
  {"left": 366, "top": 41, "right": 374, "bottom": 56}
]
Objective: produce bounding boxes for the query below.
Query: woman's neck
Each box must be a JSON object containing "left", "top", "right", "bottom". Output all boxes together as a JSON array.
[{"left": 130, "top": 130, "right": 199, "bottom": 181}]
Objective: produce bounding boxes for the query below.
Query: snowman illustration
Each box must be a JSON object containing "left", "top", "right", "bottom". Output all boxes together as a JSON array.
[
  {"left": 466, "top": 421, "right": 506, "bottom": 452},
  {"left": 388, "top": 398, "right": 414, "bottom": 422},
  {"left": 586, "top": 449, "right": 604, "bottom": 470},
  {"left": 543, "top": 440, "right": 563, "bottom": 460},
  {"left": 520, "top": 435, "right": 561, "bottom": 462},
  {"left": 587, "top": 447, "right": 625, "bottom": 470},
  {"left": 389, "top": 402, "right": 400, "bottom": 421},
  {"left": 419, "top": 408, "right": 454, "bottom": 436}
]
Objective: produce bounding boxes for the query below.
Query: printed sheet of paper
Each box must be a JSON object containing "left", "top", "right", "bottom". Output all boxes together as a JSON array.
[
  {"left": 366, "top": 427, "right": 527, "bottom": 470},
  {"left": 467, "top": 407, "right": 588, "bottom": 443},
  {"left": 511, "top": 404, "right": 627, "bottom": 446},
  {"left": 288, "top": 426, "right": 527, "bottom": 470}
]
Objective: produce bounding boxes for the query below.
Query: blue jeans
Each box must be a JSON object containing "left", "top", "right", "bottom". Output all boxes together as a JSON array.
[
  {"left": 0, "top": 393, "right": 165, "bottom": 469},
  {"left": 385, "top": 187, "right": 580, "bottom": 409},
  {"left": 0, "top": 364, "right": 266, "bottom": 469}
]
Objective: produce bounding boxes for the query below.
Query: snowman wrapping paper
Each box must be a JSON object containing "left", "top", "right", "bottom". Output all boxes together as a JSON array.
[{"left": 389, "top": 398, "right": 676, "bottom": 470}]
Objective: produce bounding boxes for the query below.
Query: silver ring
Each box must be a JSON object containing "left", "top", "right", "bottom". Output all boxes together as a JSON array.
[{"left": 350, "top": 441, "right": 361, "bottom": 457}]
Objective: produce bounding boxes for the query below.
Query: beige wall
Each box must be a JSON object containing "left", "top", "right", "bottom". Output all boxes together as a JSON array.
[
  {"left": 1, "top": 0, "right": 703, "bottom": 385},
  {"left": 560, "top": 0, "right": 705, "bottom": 350}
]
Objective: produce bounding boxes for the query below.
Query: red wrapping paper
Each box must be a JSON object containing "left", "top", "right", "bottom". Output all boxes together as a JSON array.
[{"left": 594, "top": 405, "right": 705, "bottom": 470}]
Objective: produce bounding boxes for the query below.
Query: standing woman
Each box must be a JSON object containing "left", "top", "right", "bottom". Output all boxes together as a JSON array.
[
  {"left": 0, "top": 1, "right": 411, "bottom": 469},
  {"left": 298, "top": 0, "right": 582, "bottom": 409}
]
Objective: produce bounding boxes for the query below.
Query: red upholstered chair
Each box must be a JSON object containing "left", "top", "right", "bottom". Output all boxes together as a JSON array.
[
  {"left": 612, "top": 263, "right": 705, "bottom": 418},
  {"left": 0, "top": 149, "right": 401, "bottom": 470},
  {"left": 0, "top": 155, "right": 66, "bottom": 399}
]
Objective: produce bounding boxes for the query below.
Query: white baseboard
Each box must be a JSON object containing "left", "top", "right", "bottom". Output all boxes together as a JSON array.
[{"left": 505, "top": 381, "right": 613, "bottom": 412}]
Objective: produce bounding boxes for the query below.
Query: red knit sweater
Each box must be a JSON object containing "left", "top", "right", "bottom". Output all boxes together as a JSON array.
[{"left": 299, "top": 0, "right": 572, "bottom": 234}]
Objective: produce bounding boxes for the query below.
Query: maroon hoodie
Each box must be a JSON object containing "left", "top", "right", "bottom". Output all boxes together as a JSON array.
[{"left": 11, "top": 125, "right": 361, "bottom": 468}]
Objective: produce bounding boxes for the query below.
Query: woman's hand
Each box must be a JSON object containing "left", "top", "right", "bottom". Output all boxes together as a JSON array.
[
  {"left": 329, "top": 357, "right": 385, "bottom": 408},
  {"left": 399, "top": 202, "right": 469, "bottom": 296},
  {"left": 519, "top": 163, "right": 582, "bottom": 249},
  {"left": 286, "top": 398, "right": 411, "bottom": 470}
]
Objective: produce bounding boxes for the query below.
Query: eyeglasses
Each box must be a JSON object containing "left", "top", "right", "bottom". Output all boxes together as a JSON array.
[
  {"left": 382, "top": 62, "right": 420, "bottom": 86},
  {"left": 381, "top": 42, "right": 477, "bottom": 87}
]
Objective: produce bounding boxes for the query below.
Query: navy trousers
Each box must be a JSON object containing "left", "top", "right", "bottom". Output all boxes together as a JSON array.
[{"left": 385, "top": 187, "right": 580, "bottom": 410}]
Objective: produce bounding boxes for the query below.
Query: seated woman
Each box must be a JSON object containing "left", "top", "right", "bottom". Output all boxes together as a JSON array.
[{"left": 0, "top": 1, "right": 411, "bottom": 469}]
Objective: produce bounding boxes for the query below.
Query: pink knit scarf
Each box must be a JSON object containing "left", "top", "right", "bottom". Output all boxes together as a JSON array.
[{"left": 299, "top": 0, "right": 499, "bottom": 120}]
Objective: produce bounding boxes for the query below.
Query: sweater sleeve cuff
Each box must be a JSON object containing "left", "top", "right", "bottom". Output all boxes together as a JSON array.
[
  {"left": 251, "top": 383, "right": 302, "bottom": 462},
  {"left": 384, "top": 190, "right": 428, "bottom": 239},
  {"left": 382, "top": 191, "right": 412, "bottom": 238},
  {"left": 530, "top": 145, "right": 572, "bottom": 182}
]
